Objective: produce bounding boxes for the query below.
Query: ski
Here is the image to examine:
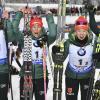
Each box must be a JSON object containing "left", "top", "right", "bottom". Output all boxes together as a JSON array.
[
  {"left": 92, "top": 72, "right": 100, "bottom": 100},
  {"left": 53, "top": 0, "right": 66, "bottom": 100},
  {"left": 23, "top": 12, "right": 33, "bottom": 100},
  {"left": 91, "top": 34, "right": 100, "bottom": 100}
]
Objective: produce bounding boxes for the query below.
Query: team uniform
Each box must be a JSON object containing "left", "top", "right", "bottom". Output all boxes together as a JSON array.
[
  {"left": 12, "top": 11, "right": 57, "bottom": 100},
  {"left": 0, "top": 19, "right": 19, "bottom": 100},
  {"left": 63, "top": 16, "right": 97, "bottom": 100}
]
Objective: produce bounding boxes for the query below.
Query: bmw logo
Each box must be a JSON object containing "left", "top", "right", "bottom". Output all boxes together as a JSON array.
[{"left": 77, "top": 48, "right": 86, "bottom": 56}]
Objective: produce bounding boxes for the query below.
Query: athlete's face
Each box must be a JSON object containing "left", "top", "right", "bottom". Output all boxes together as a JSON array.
[
  {"left": 75, "top": 29, "right": 88, "bottom": 40},
  {"left": 31, "top": 23, "right": 42, "bottom": 38}
]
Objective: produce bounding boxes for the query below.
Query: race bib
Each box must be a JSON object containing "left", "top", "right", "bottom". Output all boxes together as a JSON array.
[{"left": 69, "top": 44, "right": 93, "bottom": 73}]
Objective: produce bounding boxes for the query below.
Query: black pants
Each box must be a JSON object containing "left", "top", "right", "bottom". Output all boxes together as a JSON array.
[
  {"left": 0, "top": 73, "right": 9, "bottom": 100},
  {"left": 65, "top": 77, "right": 94, "bottom": 100},
  {"left": 20, "top": 77, "right": 48, "bottom": 100}
]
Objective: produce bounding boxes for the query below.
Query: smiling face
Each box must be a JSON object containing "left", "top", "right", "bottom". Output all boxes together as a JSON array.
[{"left": 75, "top": 29, "right": 88, "bottom": 40}]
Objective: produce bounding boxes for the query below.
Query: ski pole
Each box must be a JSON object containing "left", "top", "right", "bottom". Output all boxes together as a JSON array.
[{"left": 43, "top": 43, "right": 47, "bottom": 100}]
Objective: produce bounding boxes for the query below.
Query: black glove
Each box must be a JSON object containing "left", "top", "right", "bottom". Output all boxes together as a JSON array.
[
  {"left": 87, "top": 5, "right": 96, "bottom": 14},
  {"left": 52, "top": 45, "right": 60, "bottom": 54},
  {"left": 12, "top": 40, "right": 17, "bottom": 46},
  {"left": 93, "top": 52, "right": 100, "bottom": 59},
  {"left": 36, "top": 35, "right": 47, "bottom": 48},
  {"left": 37, "top": 40, "right": 43, "bottom": 48}
]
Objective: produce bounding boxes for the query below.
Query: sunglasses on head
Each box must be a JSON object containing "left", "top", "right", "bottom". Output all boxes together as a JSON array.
[{"left": 76, "top": 21, "right": 88, "bottom": 25}]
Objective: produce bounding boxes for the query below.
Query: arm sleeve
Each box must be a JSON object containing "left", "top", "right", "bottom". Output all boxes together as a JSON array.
[
  {"left": 46, "top": 14, "right": 57, "bottom": 45},
  {"left": 12, "top": 11, "right": 24, "bottom": 47},
  {"left": 89, "top": 11, "right": 100, "bottom": 36}
]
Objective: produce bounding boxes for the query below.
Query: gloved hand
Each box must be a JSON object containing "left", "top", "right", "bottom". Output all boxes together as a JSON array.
[
  {"left": 87, "top": 5, "right": 96, "bottom": 14},
  {"left": 12, "top": 40, "right": 18, "bottom": 46},
  {"left": 93, "top": 52, "right": 100, "bottom": 60},
  {"left": 52, "top": 45, "right": 60, "bottom": 54},
  {"left": 42, "top": 35, "right": 48, "bottom": 43},
  {"left": 37, "top": 35, "right": 47, "bottom": 48},
  {"left": 37, "top": 40, "right": 43, "bottom": 48}
]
